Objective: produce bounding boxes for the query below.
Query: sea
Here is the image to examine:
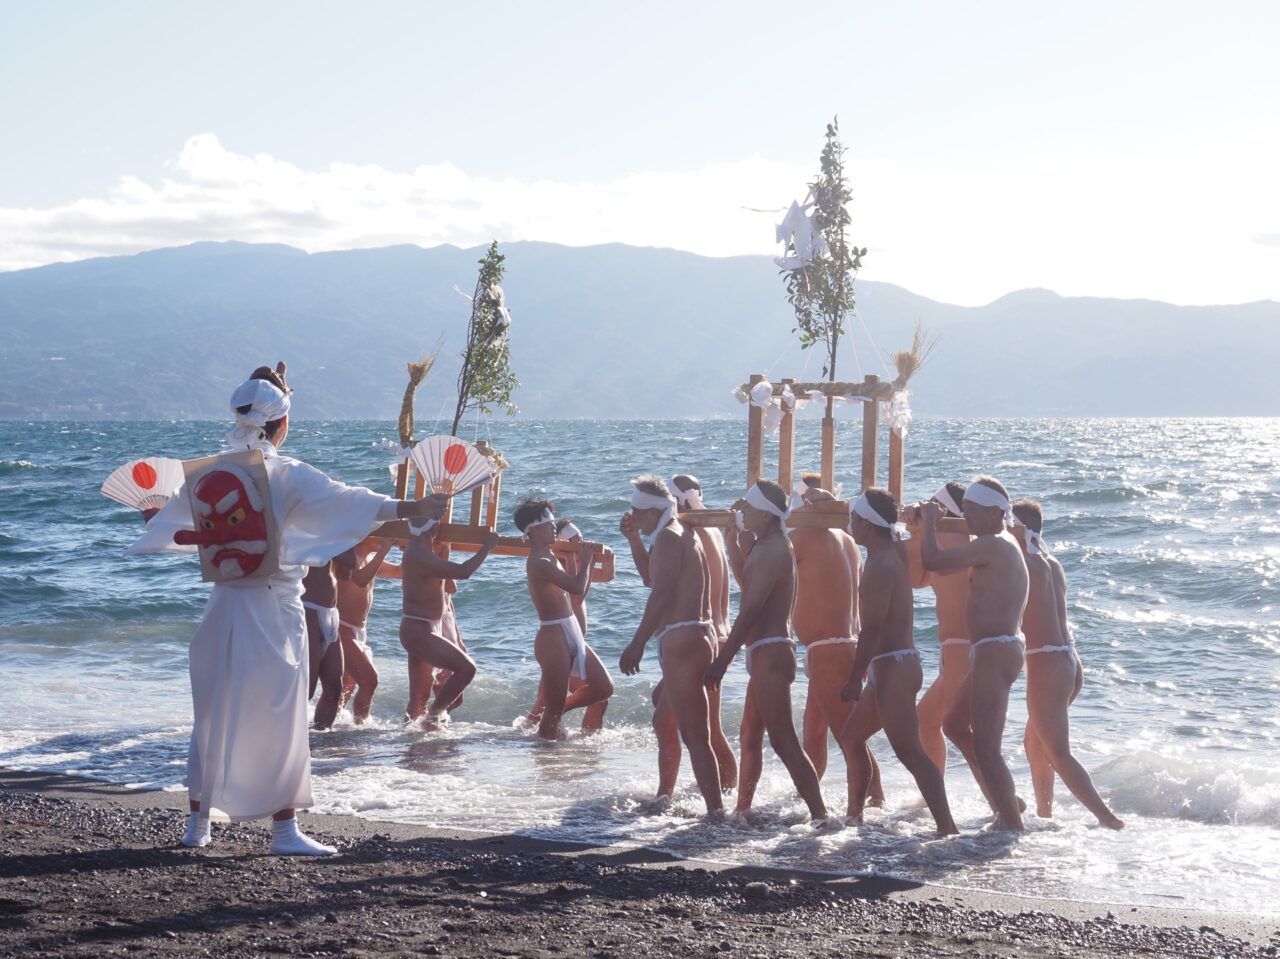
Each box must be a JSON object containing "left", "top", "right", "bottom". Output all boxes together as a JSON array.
[{"left": 2, "top": 416, "right": 1278, "bottom": 916}]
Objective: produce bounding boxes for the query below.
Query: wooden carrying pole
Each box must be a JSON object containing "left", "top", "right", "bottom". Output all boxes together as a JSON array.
[
  {"left": 888, "top": 425, "right": 905, "bottom": 504},
  {"left": 746, "top": 373, "right": 765, "bottom": 489},
  {"left": 860, "top": 374, "right": 879, "bottom": 492},
  {"left": 371, "top": 519, "right": 616, "bottom": 583},
  {"left": 777, "top": 378, "right": 796, "bottom": 493}
]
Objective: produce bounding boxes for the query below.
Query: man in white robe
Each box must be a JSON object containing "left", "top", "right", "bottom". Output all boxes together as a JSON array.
[{"left": 129, "top": 364, "right": 448, "bottom": 855}]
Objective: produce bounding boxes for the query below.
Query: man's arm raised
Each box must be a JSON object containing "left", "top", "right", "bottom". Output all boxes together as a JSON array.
[
  {"left": 619, "top": 529, "right": 682, "bottom": 675},
  {"left": 350, "top": 540, "right": 394, "bottom": 588},
  {"left": 920, "top": 501, "right": 991, "bottom": 574},
  {"left": 529, "top": 539, "right": 595, "bottom": 596},
  {"left": 620, "top": 512, "right": 652, "bottom": 586},
  {"left": 419, "top": 532, "right": 500, "bottom": 580}
]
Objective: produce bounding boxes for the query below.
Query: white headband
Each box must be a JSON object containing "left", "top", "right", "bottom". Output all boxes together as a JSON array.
[
  {"left": 963, "top": 482, "right": 1013, "bottom": 523},
  {"left": 1009, "top": 515, "right": 1047, "bottom": 555},
  {"left": 631, "top": 488, "right": 678, "bottom": 542},
  {"left": 671, "top": 479, "right": 705, "bottom": 510},
  {"left": 850, "top": 493, "right": 909, "bottom": 541},
  {"left": 409, "top": 517, "right": 438, "bottom": 536},
  {"left": 743, "top": 483, "right": 790, "bottom": 522},
  {"left": 524, "top": 507, "right": 556, "bottom": 532},
  {"left": 557, "top": 521, "right": 583, "bottom": 541},
  {"left": 225, "top": 379, "right": 291, "bottom": 450},
  {"left": 933, "top": 484, "right": 964, "bottom": 518}
]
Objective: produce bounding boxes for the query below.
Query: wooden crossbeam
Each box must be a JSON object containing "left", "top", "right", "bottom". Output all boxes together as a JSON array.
[{"left": 371, "top": 520, "right": 616, "bottom": 583}]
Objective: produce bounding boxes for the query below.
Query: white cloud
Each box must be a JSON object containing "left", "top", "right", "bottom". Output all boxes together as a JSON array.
[{"left": 1, "top": 133, "right": 1277, "bottom": 306}]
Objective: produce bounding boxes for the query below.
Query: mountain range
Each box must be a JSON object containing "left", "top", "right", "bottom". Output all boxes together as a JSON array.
[{"left": 1, "top": 240, "right": 1276, "bottom": 420}]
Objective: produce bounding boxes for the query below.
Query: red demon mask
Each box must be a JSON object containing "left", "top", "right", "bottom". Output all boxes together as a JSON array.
[{"left": 173, "top": 465, "right": 270, "bottom": 577}]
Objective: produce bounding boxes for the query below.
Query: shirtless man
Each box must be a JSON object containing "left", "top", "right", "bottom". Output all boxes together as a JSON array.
[
  {"left": 789, "top": 474, "right": 880, "bottom": 800},
  {"left": 400, "top": 517, "right": 497, "bottom": 728},
  {"left": 623, "top": 475, "right": 738, "bottom": 797},
  {"left": 620, "top": 475, "right": 723, "bottom": 813},
  {"left": 524, "top": 519, "right": 606, "bottom": 731},
  {"left": 302, "top": 561, "right": 345, "bottom": 730},
  {"left": 921, "top": 476, "right": 1028, "bottom": 831},
  {"left": 335, "top": 536, "right": 398, "bottom": 723},
  {"left": 515, "top": 498, "right": 614, "bottom": 740},
  {"left": 704, "top": 480, "right": 828, "bottom": 821},
  {"left": 1013, "top": 500, "right": 1124, "bottom": 829},
  {"left": 839, "top": 490, "right": 957, "bottom": 833},
  {"left": 903, "top": 481, "right": 973, "bottom": 772}
]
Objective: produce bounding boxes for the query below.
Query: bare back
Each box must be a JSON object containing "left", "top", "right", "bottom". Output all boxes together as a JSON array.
[
  {"left": 967, "top": 532, "right": 1030, "bottom": 639},
  {"left": 336, "top": 549, "right": 377, "bottom": 626},
  {"left": 791, "top": 527, "right": 857, "bottom": 643},
  {"left": 915, "top": 531, "right": 972, "bottom": 640},
  {"left": 301, "top": 562, "right": 337, "bottom": 607},
  {"left": 1022, "top": 551, "right": 1067, "bottom": 650},
  {"left": 402, "top": 537, "right": 447, "bottom": 621}
]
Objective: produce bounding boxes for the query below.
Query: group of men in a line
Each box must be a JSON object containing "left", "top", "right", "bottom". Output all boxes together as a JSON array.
[
  {"left": 608, "top": 472, "right": 1125, "bottom": 834},
  {"left": 133, "top": 362, "right": 1122, "bottom": 857}
]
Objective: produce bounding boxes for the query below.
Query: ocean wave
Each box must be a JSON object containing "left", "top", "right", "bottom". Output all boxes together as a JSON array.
[
  {"left": 1101, "top": 751, "right": 1280, "bottom": 826},
  {"left": 0, "top": 459, "right": 41, "bottom": 474}
]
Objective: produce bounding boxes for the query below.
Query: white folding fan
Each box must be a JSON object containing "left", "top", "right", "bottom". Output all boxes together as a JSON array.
[
  {"left": 101, "top": 457, "right": 184, "bottom": 512},
  {"left": 408, "top": 436, "right": 496, "bottom": 496}
]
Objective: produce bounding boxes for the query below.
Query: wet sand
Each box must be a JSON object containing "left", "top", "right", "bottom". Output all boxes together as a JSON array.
[{"left": 2, "top": 769, "right": 1277, "bottom": 958}]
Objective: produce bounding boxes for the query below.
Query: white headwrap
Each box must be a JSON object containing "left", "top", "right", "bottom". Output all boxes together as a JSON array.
[
  {"left": 850, "top": 493, "right": 909, "bottom": 541},
  {"left": 933, "top": 484, "right": 964, "bottom": 519},
  {"left": 630, "top": 488, "right": 678, "bottom": 542},
  {"left": 1008, "top": 515, "right": 1047, "bottom": 555},
  {"left": 225, "top": 379, "right": 291, "bottom": 451},
  {"left": 523, "top": 507, "right": 556, "bottom": 533},
  {"left": 556, "top": 521, "right": 583, "bottom": 541},
  {"left": 738, "top": 482, "right": 791, "bottom": 538},
  {"left": 962, "top": 482, "right": 1014, "bottom": 524},
  {"left": 408, "top": 517, "right": 438, "bottom": 537},
  {"left": 671, "top": 479, "right": 705, "bottom": 511}
]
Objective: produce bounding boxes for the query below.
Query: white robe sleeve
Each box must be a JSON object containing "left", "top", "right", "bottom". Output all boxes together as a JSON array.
[
  {"left": 272, "top": 458, "right": 396, "bottom": 568},
  {"left": 124, "top": 484, "right": 197, "bottom": 555}
]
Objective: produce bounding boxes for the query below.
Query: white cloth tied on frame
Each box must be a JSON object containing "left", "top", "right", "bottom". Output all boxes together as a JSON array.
[
  {"left": 225, "top": 379, "right": 290, "bottom": 451},
  {"left": 630, "top": 488, "right": 678, "bottom": 543},
  {"left": 850, "top": 493, "right": 910, "bottom": 541},
  {"left": 962, "top": 482, "right": 1014, "bottom": 523},
  {"left": 933, "top": 484, "right": 964, "bottom": 518}
]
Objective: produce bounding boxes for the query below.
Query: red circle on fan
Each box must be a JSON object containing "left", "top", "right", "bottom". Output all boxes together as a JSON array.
[
  {"left": 443, "top": 444, "right": 469, "bottom": 474},
  {"left": 132, "top": 462, "right": 158, "bottom": 489}
]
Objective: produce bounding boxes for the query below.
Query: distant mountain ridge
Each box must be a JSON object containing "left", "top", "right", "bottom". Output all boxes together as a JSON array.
[{"left": 1, "top": 240, "right": 1276, "bottom": 420}]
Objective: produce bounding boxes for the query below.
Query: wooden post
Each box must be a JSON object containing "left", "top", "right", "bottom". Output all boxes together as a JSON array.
[
  {"left": 888, "top": 424, "right": 905, "bottom": 504},
  {"left": 861, "top": 374, "right": 880, "bottom": 492},
  {"left": 394, "top": 461, "right": 409, "bottom": 500},
  {"left": 413, "top": 467, "right": 426, "bottom": 501},
  {"left": 746, "top": 373, "right": 765, "bottom": 489},
  {"left": 485, "top": 472, "right": 502, "bottom": 531},
  {"left": 469, "top": 486, "right": 484, "bottom": 526},
  {"left": 777, "top": 378, "right": 796, "bottom": 493},
  {"left": 820, "top": 396, "right": 836, "bottom": 492}
]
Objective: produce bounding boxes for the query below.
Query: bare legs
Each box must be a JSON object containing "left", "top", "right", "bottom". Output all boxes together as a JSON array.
[
  {"left": 917, "top": 642, "right": 970, "bottom": 773},
  {"left": 339, "top": 627, "right": 379, "bottom": 723},
  {"left": 841, "top": 657, "right": 957, "bottom": 834},
  {"left": 945, "top": 643, "right": 1024, "bottom": 831},
  {"left": 802, "top": 644, "right": 883, "bottom": 803},
  {"left": 1024, "top": 652, "right": 1124, "bottom": 829},
  {"left": 736, "top": 645, "right": 827, "bottom": 819},
  {"left": 534, "top": 626, "right": 612, "bottom": 740},
  {"left": 399, "top": 619, "right": 475, "bottom": 726}
]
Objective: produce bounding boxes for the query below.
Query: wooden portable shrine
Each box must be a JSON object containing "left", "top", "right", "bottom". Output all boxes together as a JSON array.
[
  {"left": 374, "top": 439, "right": 615, "bottom": 583},
  {"left": 679, "top": 371, "right": 914, "bottom": 531}
]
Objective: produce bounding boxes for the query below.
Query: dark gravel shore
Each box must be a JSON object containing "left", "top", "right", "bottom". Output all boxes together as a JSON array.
[{"left": 2, "top": 771, "right": 1276, "bottom": 959}]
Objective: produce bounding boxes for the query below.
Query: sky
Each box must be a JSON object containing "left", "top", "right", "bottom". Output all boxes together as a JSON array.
[{"left": 1, "top": 0, "right": 1277, "bottom": 306}]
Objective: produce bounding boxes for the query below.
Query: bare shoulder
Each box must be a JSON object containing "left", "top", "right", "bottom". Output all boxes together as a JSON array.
[{"left": 527, "top": 554, "right": 557, "bottom": 579}]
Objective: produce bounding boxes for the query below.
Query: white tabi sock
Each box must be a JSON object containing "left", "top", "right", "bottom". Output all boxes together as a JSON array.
[
  {"left": 181, "top": 812, "right": 211, "bottom": 848},
  {"left": 269, "top": 817, "right": 337, "bottom": 856}
]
